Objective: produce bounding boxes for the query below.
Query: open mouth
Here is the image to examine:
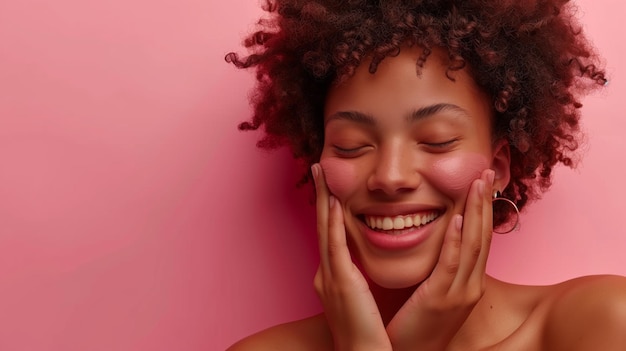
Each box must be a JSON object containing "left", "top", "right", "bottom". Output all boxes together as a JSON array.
[{"left": 362, "top": 211, "right": 441, "bottom": 233}]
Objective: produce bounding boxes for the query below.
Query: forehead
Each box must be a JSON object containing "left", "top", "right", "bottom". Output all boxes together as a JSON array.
[{"left": 324, "top": 46, "right": 493, "bottom": 123}]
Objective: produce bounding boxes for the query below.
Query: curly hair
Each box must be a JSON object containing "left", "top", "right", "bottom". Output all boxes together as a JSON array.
[{"left": 225, "top": 0, "right": 606, "bottom": 227}]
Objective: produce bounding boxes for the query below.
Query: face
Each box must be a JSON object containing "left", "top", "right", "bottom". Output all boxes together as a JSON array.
[{"left": 320, "top": 46, "right": 510, "bottom": 289}]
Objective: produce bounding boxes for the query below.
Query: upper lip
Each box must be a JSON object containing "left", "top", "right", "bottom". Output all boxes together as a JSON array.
[{"left": 357, "top": 203, "right": 444, "bottom": 217}]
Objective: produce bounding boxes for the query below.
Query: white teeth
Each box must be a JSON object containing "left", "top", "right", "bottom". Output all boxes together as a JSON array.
[
  {"left": 393, "top": 217, "right": 404, "bottom": 230},
  {"left": 365, "top": 212, "right": 439, "bottom": 231},
  {"left": 425, "top": 213, "right": 434, "bottom": 224},
  {"left": 404, "top": 216, "right": 413, "bottom": 227},
  {"left": 382, "top": 218, "right": 393, "bottom": 230}
]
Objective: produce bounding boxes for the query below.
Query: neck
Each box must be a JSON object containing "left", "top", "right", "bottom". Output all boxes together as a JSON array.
[
  {"left": 369, "top": 281, "right": 419, "bottom": 326},
  {"left": 369, "top": 276, "right": 501, "bottom": 330}
]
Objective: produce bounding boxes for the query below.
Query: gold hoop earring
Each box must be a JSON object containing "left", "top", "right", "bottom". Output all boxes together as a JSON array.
[{"left": 492, "top": 190, "right": 520, "bottom": 234}]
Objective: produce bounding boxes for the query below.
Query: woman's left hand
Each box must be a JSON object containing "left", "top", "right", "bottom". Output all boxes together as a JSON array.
[{"left": 385, "top": 169, "right": 495, "bottom": 351}]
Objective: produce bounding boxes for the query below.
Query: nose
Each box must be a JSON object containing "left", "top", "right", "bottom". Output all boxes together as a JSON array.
[{"left": 366, "top": 141, "right": 421, "bottom": 195}]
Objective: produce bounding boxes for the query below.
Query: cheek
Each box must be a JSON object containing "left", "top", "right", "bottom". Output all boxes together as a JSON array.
[
  {"left": 427, "top": 153, "right": 489, "bottom": 197},
  {"left": 319, "top": 158, "right": 358, "bottom": 199}
]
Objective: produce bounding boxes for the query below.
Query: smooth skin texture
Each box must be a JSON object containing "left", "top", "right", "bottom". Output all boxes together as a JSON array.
[{"left": 228, "top": 47, "right": 626, "bottom": 351}]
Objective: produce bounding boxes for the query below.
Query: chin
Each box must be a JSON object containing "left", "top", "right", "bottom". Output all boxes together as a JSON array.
[
  {"left": 372, "top": 277, "right": 423, "bottom": 290},
  {"left": 347, "top": 230, "right": 440, "bottom": 290},
  {"left": 357, "top": 255, "right": 434, "bottom": 290},
  {"left": 367, "top": 271, "right": 429, "bottom": 289}
]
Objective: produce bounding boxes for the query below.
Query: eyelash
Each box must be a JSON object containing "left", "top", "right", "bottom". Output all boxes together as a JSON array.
[
  {"left": 331, "top": 139, "right": 457, "bottom": 156},
  {"left": 424, "top": 139, "right": 458, "bottom": 149},
  {"left": 333, "top": 145, "right": 365, "bottom": 156}
]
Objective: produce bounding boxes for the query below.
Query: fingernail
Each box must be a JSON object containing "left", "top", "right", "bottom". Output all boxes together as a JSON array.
[
  {"left": 311, "top": 164, "right": 319, "bottom": 188},
  {"left": 329, "top": 195, "right": 336, "bottom": 208},
  {"left": 455, "top": 214, "right": 463, "bottom": 231},
  {"left": 487, "top": 169, "right": 495, "bottom": 185},
  {"left": 478, "top": 180, "right": 485, "bottom": 196},
  {"left": 311, "top": 164, "right": 319, "bottom": 179}
]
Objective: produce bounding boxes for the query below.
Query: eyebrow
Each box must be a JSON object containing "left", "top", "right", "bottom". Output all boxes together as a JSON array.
[
  {"left": 325, "top": 111, "right": 376, "bottom": 126},
  {"left": 325, "top": 103, "right": 470, "bottom": 126},
  {"left": 408, "top": 103, "right": 470, "bottom": 122}
]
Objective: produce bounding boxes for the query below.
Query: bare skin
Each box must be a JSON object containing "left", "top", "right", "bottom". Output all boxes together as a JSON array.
[
  {"left": 228, "top": 275, "right": 626, "bottom": 350},
  {"left": 228, "top": 47, "right": 626, "bottom": 351},
  {"left": 229, "top": 160, "right": 626, "bottom": 350}
]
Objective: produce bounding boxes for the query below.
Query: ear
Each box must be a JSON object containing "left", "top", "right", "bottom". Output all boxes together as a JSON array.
[{"left": 491, "top": 139, "right": 511, "bottom": 193}]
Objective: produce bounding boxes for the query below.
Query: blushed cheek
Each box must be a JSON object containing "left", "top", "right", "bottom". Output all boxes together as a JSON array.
[
  {"left": 319, "top": 158, "right": 358, "bottom": 199},
  {"left": 427, "top": 153, "right": 489, "bottom": 197}
]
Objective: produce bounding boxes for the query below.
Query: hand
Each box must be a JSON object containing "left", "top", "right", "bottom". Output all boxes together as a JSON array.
[
  {"left": 311, "top": 163, "right": 392, "bottom": 351},
  {"left": 386, "top": 169, "right": 496, "bottom": 351}
]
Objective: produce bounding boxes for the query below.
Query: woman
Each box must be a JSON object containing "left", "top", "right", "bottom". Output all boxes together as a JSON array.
[{"left": 226, "top": 0, "right": 626, "bottom": 349}]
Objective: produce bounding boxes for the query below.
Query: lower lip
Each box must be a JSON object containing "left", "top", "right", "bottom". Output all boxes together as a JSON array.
[{"left": 359, "top": 217, "right": 439, "bottom": 251}]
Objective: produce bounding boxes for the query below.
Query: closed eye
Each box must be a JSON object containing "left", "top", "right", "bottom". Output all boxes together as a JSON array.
[
  {"left": 332, "top": 145, "right": 369, "bottom": 157},
  {"left": 423, "top": 139, "right": 458, "bottom": 150}
]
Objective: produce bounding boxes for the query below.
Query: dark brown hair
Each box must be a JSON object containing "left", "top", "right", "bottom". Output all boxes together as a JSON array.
[{"left": 226, "top": 0, "right": 606, "bottom": 226}]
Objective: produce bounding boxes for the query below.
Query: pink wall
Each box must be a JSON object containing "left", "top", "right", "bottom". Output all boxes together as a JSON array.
[{"left": 0, "top": 1, "right": 624, "bottom": 350}]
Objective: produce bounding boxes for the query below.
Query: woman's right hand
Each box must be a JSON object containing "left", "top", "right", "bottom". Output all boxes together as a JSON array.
[{"left": 311, "top": 164, "right": 392, "bottom": 351}]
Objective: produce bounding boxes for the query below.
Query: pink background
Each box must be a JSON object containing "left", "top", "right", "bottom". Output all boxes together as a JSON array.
[{"left": 0, "top": 0, "right": 624, "bottom": 350}]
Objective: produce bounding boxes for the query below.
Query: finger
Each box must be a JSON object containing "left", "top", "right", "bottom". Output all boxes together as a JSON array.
[
  {"left": 312, "top": 163, "right": 331, "bottom": 272},
  {"left": 425, "top": 213, "right": 463, "bottom": 295},
  {"left": 326, "top": 194, "right": 354, "bottom": 278},
  {"left": 449, "top": 177, "right": 484, "bottom": 291},
  {"left": 469, "top": 169, "right": 495, "bottom": 285}
]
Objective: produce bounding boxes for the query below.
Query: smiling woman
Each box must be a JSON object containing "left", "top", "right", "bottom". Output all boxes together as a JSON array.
[
  {"left": 225, "top": 0, "right": 626, "bottom": 350},
  {"left": 318, "top": 46, "right": 504, "bottom": 292}
]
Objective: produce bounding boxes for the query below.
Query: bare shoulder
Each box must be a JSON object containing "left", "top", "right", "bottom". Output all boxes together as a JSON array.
[
  {"left": 226, "top": 313, "right": 332, "bottom": 351},
  {"left": 541, "top": 275, "right": 626, "bottom": 350}
]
